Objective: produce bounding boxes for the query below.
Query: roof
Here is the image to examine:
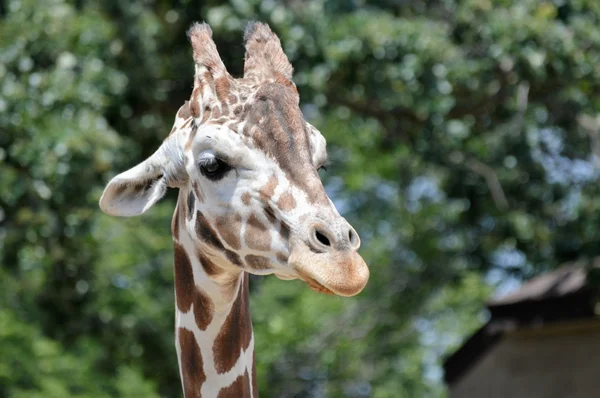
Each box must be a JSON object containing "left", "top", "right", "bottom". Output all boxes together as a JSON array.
[
  {"left": 488, "top": 265, "right": 587, "bottom": 306},
  {"left": 443, "top": 261, "right": 600, "bottom": 386}
]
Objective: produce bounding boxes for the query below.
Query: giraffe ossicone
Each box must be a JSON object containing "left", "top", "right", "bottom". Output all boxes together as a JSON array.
[{"left": 100, "top": 21, "right": 369, "bottom": 397}]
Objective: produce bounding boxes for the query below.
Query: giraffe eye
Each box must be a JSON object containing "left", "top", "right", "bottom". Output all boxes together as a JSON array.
[{"left": 199, "top": 158, "right": 232, "bottom": 181}]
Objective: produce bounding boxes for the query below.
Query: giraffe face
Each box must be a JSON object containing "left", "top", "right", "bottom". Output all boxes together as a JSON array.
[
  {"left": 179, "top": 82, "right": 368, "bottom": 296},
  {"left": 99, "top": 22, "right": 369, "bottom": 297}
]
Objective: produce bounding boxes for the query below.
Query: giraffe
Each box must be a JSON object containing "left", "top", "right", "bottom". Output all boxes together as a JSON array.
[{"left": 99, "top": 22, "right": 369, "bottom": 397}]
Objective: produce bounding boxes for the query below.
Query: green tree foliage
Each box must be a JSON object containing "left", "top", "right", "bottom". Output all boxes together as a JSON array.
[{"left": 2, "top": 0, "right": 600, "bottom": 397}]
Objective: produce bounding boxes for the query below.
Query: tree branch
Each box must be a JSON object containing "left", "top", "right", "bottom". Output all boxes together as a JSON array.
[{"left": 463, "top": 157, "right": 509, "bottom": 211}]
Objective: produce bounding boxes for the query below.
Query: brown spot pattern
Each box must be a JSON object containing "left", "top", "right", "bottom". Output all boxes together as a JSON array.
[
  {"left": 217, "top": 370, "right": 251, "bottom": 398},
  {"left": 179, "top": 327, "right": 205, "bottom": 398},
  {"left": 277, "top": 191, "right": 296, "bottom": 211},
  {"left": 259, "top": 176, "right": 277, "bottom": 201},
  {"left": 187, "top": 191, "right": 195, "bottom": 221},
  {"left": 213, "top": 275, "right": 253, "bottom": 374},
  {"left": 226, "top": 251, "right": 244, "bottom": 268},
  {"left": 244, "top": 214, "right": 271, "bottom": 251},
  {"left": 193, "top": 288, "right": 214, "bottom": 331},
  {"left": 190, "top": 87, "right": 201, "bottom": 117},
  {"left": 276, "top": 252, "right": 288, "bottom": 264},
  {"left": 215, "top": 77, "right": 231, "bottom": 103},
  {"left": 245, "top": 255, "right": 271, "bottom": 270},
  {"left": 279, "top": 221, "right": 290, "bottom": 242},
  {"left": 174, "top": 243, "right": 194, "bottom": 313},
  {"left": 215, "top": 215, "right": 242, "bottom": 250},
  {"left": 197, "top": 250, "right": 223, "bottom": 277},
  {"left": 241, "top": 192, "right": 251, "bottom": 205},
  {"left": 195, "top": 211, "right": 244, "bottom": 267},
  {"left": 195, "top": 212, "right": 222, "bottom": 249}
]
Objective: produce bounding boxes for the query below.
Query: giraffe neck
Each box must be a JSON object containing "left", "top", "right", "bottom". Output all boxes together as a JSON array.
[{"left": 172, "top": 196, "right": 258, "bottom": 398}]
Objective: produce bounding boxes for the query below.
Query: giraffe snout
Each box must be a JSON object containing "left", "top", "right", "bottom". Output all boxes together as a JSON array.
[{"left": 288, "top": 218, "right": 369, "bottom": 297}]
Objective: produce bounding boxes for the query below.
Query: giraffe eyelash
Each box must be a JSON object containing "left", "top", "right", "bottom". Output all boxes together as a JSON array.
[{"left": 198, "top": 157, "right": 232, "bottom": 181}]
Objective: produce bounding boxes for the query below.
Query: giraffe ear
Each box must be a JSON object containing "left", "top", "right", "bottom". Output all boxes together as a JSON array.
[
  {"left": 243, "top": 22, "right": 293, "bottom": 81},
  {"left": 187, "top": 22, "right": 233, "bottom": 114},
  {"left": 99, "top": 136, "right": 186, "bottom": 217}
]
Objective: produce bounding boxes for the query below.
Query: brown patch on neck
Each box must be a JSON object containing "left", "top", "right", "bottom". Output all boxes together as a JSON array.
[
  {"left": 213, "top": 274, "right": 253, "bottom": 374},
  {"left": 244, "top": 214, "right": 271, "bottom": 251},
  {"left": 217, "top": 369, "right": 251, "bottom": 398},
  {"left": 196, "top": 211, "right": 226, "bottom": 249},
  {"left": 178, "top": 327, "right": 206, "bottom": 398},
  {"left": 197, "top": 250, "right": 224, "bottom": 277},
  {"left": 174, "top": 243, "right": 194, "bottom": 312},
  {"left": 277, "top": 191, "right": 296, "bottom": 212},
  {"left": 252, "top": 350, "right": 258, "bottom": 398},
  {"left": 194, "top": 288, "right": 214, "bottom": 331}
]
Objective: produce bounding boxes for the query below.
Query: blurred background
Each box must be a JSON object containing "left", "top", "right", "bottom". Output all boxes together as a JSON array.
[{"left": 2, "top": 0, "right": 600, "bottom": 397}]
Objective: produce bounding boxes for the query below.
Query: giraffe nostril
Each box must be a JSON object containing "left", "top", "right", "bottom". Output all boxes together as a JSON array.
[
  {"left": 315, "top": 230, "right": 331, "bottom": 247},
  {"left": 307, "top": 224, "right": 335, "bottom": 253}
]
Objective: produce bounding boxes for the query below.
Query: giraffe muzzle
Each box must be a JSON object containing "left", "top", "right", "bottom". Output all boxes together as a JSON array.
[{"left": 288, "top": 232, "right": 370, "bottom": 297}]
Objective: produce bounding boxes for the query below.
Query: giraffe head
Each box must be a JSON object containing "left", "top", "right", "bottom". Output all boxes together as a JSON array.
[{"left": 100, "top": 22, "right": 369, "bottom": 297}]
